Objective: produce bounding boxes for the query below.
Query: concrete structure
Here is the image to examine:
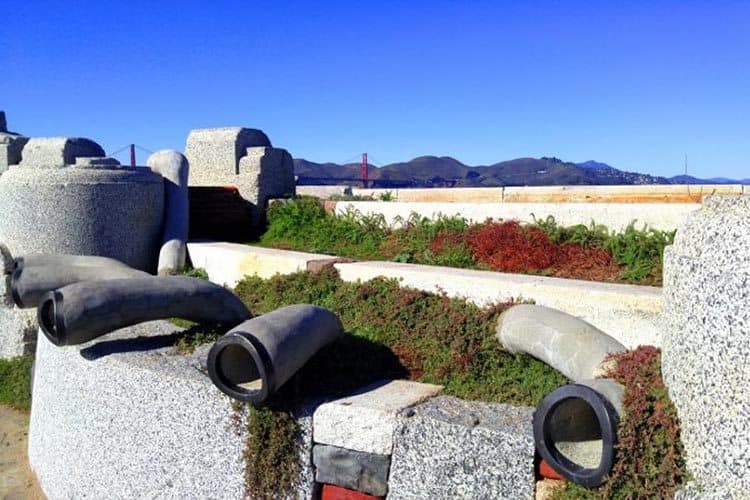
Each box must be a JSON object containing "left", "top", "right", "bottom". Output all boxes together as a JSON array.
[
  {"left": 662, "top": 195, "right": 750, "bottom": 498},
  {"left": 351, "top": 184, "right": 747, "bottom": 204},
  {"left": 332, "top": 200, "right": 698, "bottom": 232},
  {"left": 335, "top": 261, "right": 662, "bottom": 349},
  {"left": 389, "top": 396, "right": 536, "bottom": 499},
  {"left": 28, "top": 320, "right": 316, "bottom": 499},
  {"left": 187, "top": 242, "right": 348, "bottom": 287},
  {"left": 186, "top": 244, "right": 662, "bottom": 349},
  {"left": 148, "top": 150, "right": 190, "bottom": 275},
  {"left": 207, "top": 305, "right": 343, "bottom": 404},
  {"left": 297, "top": 185, "right": 353, "bottom": 198},
  {"left": 313, "top": 445, "right": 390, "bottom": 497},
  {"left": 19, "top": 137, "right": 105, "bottom": 168},
  {"left": 497, "top": 304, "right": 627, "bottom": 381},
  {"left": 0, "top": 112, "right": 28, "bottom": 174},
  {"left": 185, "top": 127, "right": 295, "bottom": 225},
  {"left": 313, "top": 380, "right": 443, "bottom": 455},
  {"left": 0, "top": 162, "right": 164, "bottom": 272}
]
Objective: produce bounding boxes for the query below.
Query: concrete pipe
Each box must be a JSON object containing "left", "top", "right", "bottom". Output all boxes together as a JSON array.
[
  {"left": 10, "top": 263, "right": 150, "bottom": 309},
  {"left": 207, "top": 304, "right": 343, "bottom": 404},
  {"left": 148, "top": 150, "right": 189, "bottom": 275},
  {"left": 533, "top": 380, "right": 623, "bottom": 487},
  {"left": 37, "top": 276, "right": 251, "bottom": 346},
  {"left": 496, "top": 304, "right": 626, "bottom": 381},
  {"left": 13, "top": 254, "right": 134, "bottom": 272}
]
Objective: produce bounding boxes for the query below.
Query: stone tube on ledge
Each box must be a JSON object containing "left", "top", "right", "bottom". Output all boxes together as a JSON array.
[
  {"left": 37, "top": 276, "right": 251, "bottom": 346},
  {"left": 207, "top": 304, "right": 343, "bottom": 405}
]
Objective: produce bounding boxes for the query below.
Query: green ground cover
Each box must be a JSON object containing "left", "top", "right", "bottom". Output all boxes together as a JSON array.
[
  {"left": 0, "top": 354, "right": 33, "bottom": 411},
  {"left": 257, "top": 197, "right": 674, "bottom": 285}
]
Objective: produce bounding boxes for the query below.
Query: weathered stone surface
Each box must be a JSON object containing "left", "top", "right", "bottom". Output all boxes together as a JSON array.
[
  {"left": 497, "top": 304, "right": 627, "bottom": 381},
  {"left": 148, "top": 150, "right": 189, "bottom": 275},
  {"left": 237, "top": 146, "right": 296, "bottom": 224},
  {"left": 19, "top": 137, "right": 105, "bottom": 168},
  {"left": 313, "top": 379, "right": 443, "bottom": 455},
  {"left": 0, "top": 305, "right": 36, "bottom": 358},
  {"left": 0, "top": 137, "right": 28, "bottom": 173},
  {"left": 185, "top": 128, "right": 295, "bottom": 227},
  {"left": 313, "top": 445, "right": 390, "bottom": 496},
  {"left": 185, "top": 127, "right": 270, "bottom": 181},
  {"left": 74, "top": 156, "right": 120, "bottom": 167},
  {"left": 0, "top": 165, "right": 164, "bottom": 272},
  {"left": 662, "top": 195, "right": 750, "bottom": 497},
  {"left": 389, "top": 396, "right": 535, "bottom": 499}
]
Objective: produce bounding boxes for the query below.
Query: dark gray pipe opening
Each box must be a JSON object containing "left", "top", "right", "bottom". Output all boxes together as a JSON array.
[
  {"left": 208, "top": 332, "right": 274, "bottom": 404},
  {"left": 37, "top": 291, "right": 65, "bottom": 346},
  {"left": 534, "top": 384, "right": 619, "bottom": 487}
]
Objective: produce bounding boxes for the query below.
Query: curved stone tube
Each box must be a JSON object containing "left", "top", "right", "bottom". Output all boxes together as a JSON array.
[
  {"left": 148, "top": 150, "right": 189, "bottom": 275},
  {"left": 534, "top": 380, "right": 624, "bottom": 487},
  {"left": 207, "top": 304, "right": 343, "bottom": 405},
  {"left": 37, "top": 276, "right": 251, "bottom": 346},
  {"left": 11, "top": 263, "right": 150, "bottom": 308},
  {"left": 496, "top": 304, "right": 626, "bottom": 381},
  {"left": 13, "top": 254, "right": 134, "bottom": 272}
]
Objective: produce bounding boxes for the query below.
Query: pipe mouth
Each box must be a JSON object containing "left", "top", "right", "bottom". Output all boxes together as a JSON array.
[
  {"left": 533, "top": 384, "right": 619, "bottom": 487},
  {"left": 37, "top": 291, "right": 66, "bottom": 346},
  {"left": 207, "top": 332, "right": 275, "bottom": 404},
  {"left": 10, "top": 267, "right": 25, "bottom": 308}
]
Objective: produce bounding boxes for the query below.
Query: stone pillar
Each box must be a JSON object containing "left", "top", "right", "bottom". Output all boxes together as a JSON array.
[
  {"left": 185, "top": 127, "right": 295, "bottom": 228},
  {"left": 662, "top": 195, "right": 750, "bottom": 497}
]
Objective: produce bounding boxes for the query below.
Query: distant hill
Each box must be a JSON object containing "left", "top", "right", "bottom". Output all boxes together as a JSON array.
[{"left": 294, "top": 156, "right": 679, "bottom": 187}]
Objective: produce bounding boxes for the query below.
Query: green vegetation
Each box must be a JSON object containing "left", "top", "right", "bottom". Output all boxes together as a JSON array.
[
  {"left": 0, "top": 354, "right": 33, "bottom": 411},
  {"left": 551, "top": 346, "right": 688, "bottom": 499},
  {"left": 533, "top": 215, "right": 675, "bottom": 284},
  {"left": 232, "top": 266, "right": 566, "bottom": 498},
  {"left": 234, "top": 266, "right": 566, "bottom": 405},
  {"left": 242, "top": 405, "right": 302, "bottom": 499},
  {"left": 258, "top": 197, "right": 674, "bottom": 285}
]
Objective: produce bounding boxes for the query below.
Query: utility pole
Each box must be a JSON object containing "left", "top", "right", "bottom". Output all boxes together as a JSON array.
[{"left": 361, "top": 153, "right": 368, "bottom": 188}]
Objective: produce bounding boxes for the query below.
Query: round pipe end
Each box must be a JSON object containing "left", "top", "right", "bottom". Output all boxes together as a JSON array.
[
  {"left": 10, "top": 267, "right": 25, "bottom": 308},
  {"left": 207, "top": 332, "right": 275, "bottom": 405},
  {"left": 533, "top": 383, "right": 619, "bottom": 487},
  {"left": 37, "top": 291, "right": 67, "bottom": 346}
]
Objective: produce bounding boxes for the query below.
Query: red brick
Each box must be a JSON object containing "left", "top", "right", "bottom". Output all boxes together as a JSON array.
[{"left": 320, "top": 484, "right": 384, "bottom": 500}]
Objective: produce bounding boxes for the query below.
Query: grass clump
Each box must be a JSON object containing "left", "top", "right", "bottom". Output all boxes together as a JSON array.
[
  {"left": 242, "top": 405, "right": 302, "bottom": 499},
  {"left": 551, "top": 346, "right": 688, "bottom": 499},
  {"left": 0, "top": 354, "right": 33, "bottom": 411}
]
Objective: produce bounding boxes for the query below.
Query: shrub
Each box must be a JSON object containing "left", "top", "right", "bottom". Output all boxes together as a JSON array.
[{"left": 466, "top": 221, "right": 558, "bottom": 272}]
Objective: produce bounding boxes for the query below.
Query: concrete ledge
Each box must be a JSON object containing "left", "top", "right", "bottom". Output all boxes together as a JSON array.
[
  {"left": 351, "top": 185, "right": 746, "bottom": 204},
  {"left": 313, "top": 380, "right": 443, "bottom": 455},
  {"left": 187, "top": 241, "right": 343, "bottom": 287},
  {"left": 334, "top": 261, "right": 662, "bottom": 349},
  {"left": 334, "top": 201, "right": 698, "bottom": 232},
  {"left": 28, "top": 321, "right": 315, "bottom": 499}
]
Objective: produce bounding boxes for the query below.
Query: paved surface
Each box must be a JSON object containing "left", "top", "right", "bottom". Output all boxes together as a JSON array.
[{"left": 0, "top": 405, "right": 45, "bottom": 499}]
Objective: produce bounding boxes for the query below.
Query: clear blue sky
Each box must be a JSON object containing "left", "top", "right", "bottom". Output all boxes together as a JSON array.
[{"left": 2, "top": 1, "right": 748, "bottom": 178}]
